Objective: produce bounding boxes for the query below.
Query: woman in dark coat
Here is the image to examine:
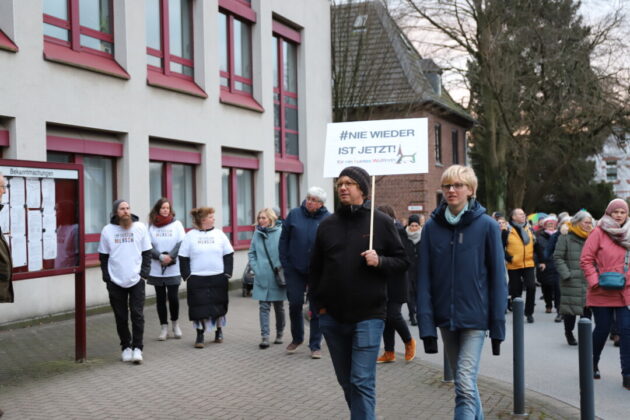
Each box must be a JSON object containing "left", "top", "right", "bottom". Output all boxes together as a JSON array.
[
  {"left": 405, "top": 214, "right": 422, "bottom": 326},
  {"left": 553, "top": 210, "right": 593, "bottom": 345},
  {"left": 535, "top": 215, "right": 562, "bottom": 321},
  {"left": 375, "top": 205, "right": 416, "bottom": 363}
]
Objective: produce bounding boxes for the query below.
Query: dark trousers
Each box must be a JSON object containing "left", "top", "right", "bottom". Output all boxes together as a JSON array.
[
  {"left": 591, "top": 307, "right": 630, "bottom": 375},
  {"left": 107, "top": 280, "right": 145, "bottom": 350},
  {"left": 508, "top": 268, "right": 536, "bottom": 316},
  {"left": 154, "top": 284, "right": 180, "bottom": 324},
  {"left": 383, "top": 302, "right": 412, "bottom": 351},
  {"left": 539, "top": 275, "right": 561, "bottom": 310},
  {"left": 406, "top": 277, "right": 417, "bottom": 319},
  {"left": 563, "top": 307, "right": 592, "bottom": 333},
  {"left": 286, "top": 268, "right": 322, "bottom": 350}
]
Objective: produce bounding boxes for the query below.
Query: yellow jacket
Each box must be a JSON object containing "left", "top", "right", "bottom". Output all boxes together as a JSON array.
[{"left": 505, "top": 225, "right": 535, "bottom": 270}]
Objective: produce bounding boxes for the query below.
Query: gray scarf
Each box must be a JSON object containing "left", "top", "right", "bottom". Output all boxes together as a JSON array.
[
  {"left": 514, "top": 221, "right": 531, "bottom": 245},
  {"left": 598, "top": 215, "right": 630, "bottom": 249},
  {"left": 406, "top": 227, "right": 421, "bottom": 245}
]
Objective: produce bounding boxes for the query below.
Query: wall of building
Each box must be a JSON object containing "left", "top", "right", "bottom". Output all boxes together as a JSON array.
[
  {"left": 592, "top": 135, "right": 630, "bottom": 201},
  {"left": 0, "top": 0, "right": 332, "bottom": 324}
]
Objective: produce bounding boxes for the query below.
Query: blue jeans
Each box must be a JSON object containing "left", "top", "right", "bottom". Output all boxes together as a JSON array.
[
  {"left": 591, "top": 306, "right": 630, "bottom": 376},
  {"left": 440, "top": 328, "right": 486, "bottom": 420},
  {"left": 319, "top": 314, "right": 384, "bottom": 420},
  {"left": 286, "top": 268, "right": 322, "bottom": 350},
  {"left": 259, "top": 301, "right": 285, "bottom": 338}
]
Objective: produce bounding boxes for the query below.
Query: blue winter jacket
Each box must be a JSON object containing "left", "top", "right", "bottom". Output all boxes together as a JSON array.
[
  {"left": 279, "top": 202, "right": 330, "bottom": 275},
  {"left": 248, "top": 225, "right": 287, "bottom": 302},
  {"left": 417, "top": 200, "right": 507, "bottom": 341}
]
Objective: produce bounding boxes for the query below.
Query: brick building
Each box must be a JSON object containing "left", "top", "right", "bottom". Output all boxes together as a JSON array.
[{"left": 332, "top": 0, "right": 474, "bottom": 221}]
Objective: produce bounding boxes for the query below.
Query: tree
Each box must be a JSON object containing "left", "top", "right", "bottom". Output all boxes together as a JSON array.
[{"left": 400, "top": 0, "right": 630, "bottom": 213}]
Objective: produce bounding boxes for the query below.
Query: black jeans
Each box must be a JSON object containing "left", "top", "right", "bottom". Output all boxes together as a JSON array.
[
  {"left": 154, "top": 284, "right": 180, "bottom": 324},
  {"left": 383, "top": 302, "right": 412, "bottom": 351},
  {"left": 406, "top": 277, "right": 417, "bottom": 319},
  {"left": 540, "top": 278, "right": 561, "bottom": 310},
  {"left": 564, "top": 307, "right": 592, "bottom": 333},
  {"left": 107, "top": 280, "right": 145, "bottom": 350},
  {"left": 508, "top": 268, "right": 536, "bottom": 316}
]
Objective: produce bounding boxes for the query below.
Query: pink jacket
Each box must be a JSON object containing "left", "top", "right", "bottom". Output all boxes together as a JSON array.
[{"left": 580, "top": 227, "right": 630, "bottom": 307}]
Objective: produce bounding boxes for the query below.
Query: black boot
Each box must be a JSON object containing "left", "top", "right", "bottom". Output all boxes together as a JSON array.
[
  {"left": 594, "top": 364, "right": 601, "bottom": 380},
  {"left": 565, "top": 331, "right": 577, "bottom": 346},
  {"left": 623, "top": 375, "right": 630, "bottom": 390},
  {"left": 215, "top": 328, "right": 224, "bottom": 343},
  {"left": 194, "top": 329, "right": 204, "bottom": 348},
  {"left": 409, "top": 314, "right": 417, "bottom": 326}
]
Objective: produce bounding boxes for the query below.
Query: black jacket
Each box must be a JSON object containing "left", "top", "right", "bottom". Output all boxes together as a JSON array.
[{"left": 308, "top": 201, "right": 409, "bottom": 323}]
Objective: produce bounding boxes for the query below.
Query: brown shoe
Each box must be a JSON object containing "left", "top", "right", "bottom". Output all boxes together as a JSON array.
[
  {"left": 404, "top": 338, "right": 417, "bottom": 362},
  {"left": 311, "top": 350, "right": 322, "bottom": 359},
  {"left": 377, "top": 351, "right": 396, "bottom": 363},
  {"left": 286, "top": 341, "right": 302, "bottom": 354}
]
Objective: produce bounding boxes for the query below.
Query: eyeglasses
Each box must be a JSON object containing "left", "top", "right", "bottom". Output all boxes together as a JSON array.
[
  {"left": 336, "top": 181, "right": 359, "bottom": 189},
  {"left": 441, "top": 183, "right": 467, "bottom": 191}
]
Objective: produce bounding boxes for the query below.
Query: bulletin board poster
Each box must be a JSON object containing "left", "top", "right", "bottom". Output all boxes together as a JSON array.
[{"left": 0, "top": 160, "right": 84, "bottom": 280}]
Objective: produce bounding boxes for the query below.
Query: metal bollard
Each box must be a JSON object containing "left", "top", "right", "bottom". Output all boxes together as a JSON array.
[
  {"left": 512, "top": 297, "right": 526, "bottom": 416},
  {"left": 442, "top": 350, "right": 453, "bottom": 383},
  {"left": 578, "top": 318, "right": 595, "bottom": 420}
]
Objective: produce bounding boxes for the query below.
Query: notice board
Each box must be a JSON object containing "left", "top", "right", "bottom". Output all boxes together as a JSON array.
[{"left": 0, "top": 159, "right": 84, "bottom": 279}]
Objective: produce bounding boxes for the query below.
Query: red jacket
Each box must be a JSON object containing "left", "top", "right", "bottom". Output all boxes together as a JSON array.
[{"left": 580, "top": 227, "right": 630, "bottom": 307}]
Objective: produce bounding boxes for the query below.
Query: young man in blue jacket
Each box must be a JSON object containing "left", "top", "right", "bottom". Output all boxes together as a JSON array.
[{"left": 418, "top": 165, "right": 507, "bottom": 419}]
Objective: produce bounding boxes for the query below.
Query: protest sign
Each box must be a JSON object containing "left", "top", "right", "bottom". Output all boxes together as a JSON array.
[{"left": 324, "top": 118, "right": 428, "bottom": 177}]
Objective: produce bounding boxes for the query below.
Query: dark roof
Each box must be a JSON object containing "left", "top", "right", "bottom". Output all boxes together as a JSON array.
[{"left": 332, "top": 0, "right": 474, "bottom": 124}]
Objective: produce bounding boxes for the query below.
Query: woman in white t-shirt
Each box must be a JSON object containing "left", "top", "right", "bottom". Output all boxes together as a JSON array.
[
  {"left": 179, "top": 207, "right": 234, "bottom": 348},
  {"left": 148, "top": 198, "right": 186, "bottom": 341}
]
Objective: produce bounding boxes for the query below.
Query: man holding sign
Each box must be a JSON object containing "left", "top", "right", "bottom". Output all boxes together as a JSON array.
[{"left": 309, "top": 166, "right": 408, "bottom": 420}]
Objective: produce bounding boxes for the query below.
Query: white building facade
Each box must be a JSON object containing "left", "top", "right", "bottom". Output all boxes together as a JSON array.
[
  {"left": 0, "top": 0, "right": 332, "bottom": 324},
  {"left": 593, "top": 135, "right": 630, "bottom": 201}
]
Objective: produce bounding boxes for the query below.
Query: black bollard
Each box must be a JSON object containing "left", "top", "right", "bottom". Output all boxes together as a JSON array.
[
  {"left": 442, "top": 350, "right": 453, "bottom": 383},
  {"left": 578, "top": 318, "right": 595, "bottom": 420},
  {"left": 512, "top": 297, "right": 526, "bottom": 416}
]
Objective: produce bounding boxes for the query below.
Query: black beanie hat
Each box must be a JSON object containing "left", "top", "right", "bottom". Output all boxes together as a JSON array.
[
  {"left": 111, "top": 199, "right": 127, "bottom": 218},
  {"left": 338, "top": 166, "right": 370, "bottom": 197},
  {"left": 408, "top": 214, "right": 420, "bottom": 225}
]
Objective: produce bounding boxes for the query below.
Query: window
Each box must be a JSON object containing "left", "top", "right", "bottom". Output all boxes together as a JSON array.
[
  {"left": 273, "top": 33, "right": 299, "bottom": 157},
  {"left": 436, "top": 191, "right": 443, "bottom": 207},
  {"left": 606, "top": 161, "right": 618, "bottom": 182},
  {"left": 452, "top": 129, "right": 459, "bottom": 164},
  {"left": 275, "top": 172, "right": 299, "bottom": 218},
  {"left": 43, "top": 0, "right": 127, "bottom": 78},
  {"left": 222, "top": 155, "right": 258, "bottom": 249},
  {"left": 47, "top": 140, "right": 119, "bottom": 259},
  {"left": 149, "top": 146, "right": 200, "bottom": 228},
  {"left": 352, "top": 15, "right": 368, "bottom": 33},
  {"left": 434, "top": 123, "right": 442, "bottom": 164},
  {"left": 218, "top": 0, "right": 261, "bottom": 110}
]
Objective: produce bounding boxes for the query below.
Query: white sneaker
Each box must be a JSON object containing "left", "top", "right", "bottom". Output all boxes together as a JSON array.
[
  {"left": 131, "top": 348, "right": 143, "bottom": 364},
  {"left": 121, "top": 347, "right": 133, "bottom": 362},
  {"left": 158, "top": 324, "right": 168, "bottom": 341},
  {"left": 172, "top": 321, "right": 182, "bottom": 339}
]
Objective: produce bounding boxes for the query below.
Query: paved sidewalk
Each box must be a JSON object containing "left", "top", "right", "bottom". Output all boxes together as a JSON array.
[{"left": 0, "top": 291, "right": 582, "bottom": 419}]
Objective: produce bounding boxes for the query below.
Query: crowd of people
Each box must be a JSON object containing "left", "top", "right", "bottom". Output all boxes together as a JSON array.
[{"left": 4, "top": 165, "right": 627, "bottom": 419}]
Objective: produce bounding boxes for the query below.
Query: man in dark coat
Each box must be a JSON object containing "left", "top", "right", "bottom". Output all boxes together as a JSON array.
[
  {"left": 309, "top": 166, "right": 408, "bottom": 420},
  {"left": 279, "top": 187, "right": 330, "bottom": 358}
]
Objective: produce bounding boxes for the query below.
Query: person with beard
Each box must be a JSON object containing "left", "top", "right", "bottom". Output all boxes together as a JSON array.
[
  {"left": 98, "top": 200, "right": 152, "bottom": 364},
  {"left": 147, "top": 198, "right": 186, "bottom": 341},
  {"left": 580, "top": 198, "right": 630, "bottom": 388},
  {"left": 309, "top": 166, "right": 408, "bottom": 420},
  {"left": 418, "top": 165, "right": 506, "bottom": 419},
  {"left": 279, "top": 187, "right": 330, "bottom": 358},
  {"left": 179, "top": 207, "right": 234, "bottom": 348},
  {"left": 405, "top": 214, "right": 422, "bottom": 326},
  {"left": 535, "top": 215, "right": 562, "bottom": 321},
  {"left": 503, "top": 208, "right": 537, "bottom": 323}
]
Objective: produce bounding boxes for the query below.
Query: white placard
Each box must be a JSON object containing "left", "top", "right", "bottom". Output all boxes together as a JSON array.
[
  {"left": 26, "top": 178, "right": 41, "bottom": 208},
  {"left": 43, "top": 231, "right": 57, "bottom": 260},
  {"left": 0, "top": 183, "right": 9, "bottom": 233},
  {"left": 41, "top": 178, "right": 55, "bottom": 210},
  {"left": 10, "top": 206, "right": 25, "bottom": 235},
  {"left": 9, "top": 177, "right": 24, "bottom": 206},
  {"left": 324, "top": 118, "right": 429, "bottom": 177},
  {"left": 10, "top": 234, "right": 26, "bottom": 267},
  {"left": 27, "top": 236, "right": 43, "bottom": 271},
  {"left": 43, "top": 209, "right": 56, "bottom": 234}
]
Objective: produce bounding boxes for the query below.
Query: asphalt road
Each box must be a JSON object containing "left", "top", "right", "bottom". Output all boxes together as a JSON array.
[{"left": 395, "top": 289, "right": 628, "bottom": 420}]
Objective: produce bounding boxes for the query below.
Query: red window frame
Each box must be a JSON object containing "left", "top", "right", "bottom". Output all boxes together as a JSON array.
[
  {"left": 47, "top": 135, "right": 121, "bottom": 265},
  {"left": 222, "top": 155, "right": 258, "bottom": 250},
  {"left": 149, "top": 147, "right": 200, "bottom": 228},
  {"left": 42, "top": 0, "right": 128, "bottom": 79},
  {"left": 218, "top": 0, "right": 262, "bottom": 112},
  {"left": 0, "top": 29, "right": 18, "bottom": 52},
  {"left": 146, "top": 0, "right": 207, "bottom": 98}
]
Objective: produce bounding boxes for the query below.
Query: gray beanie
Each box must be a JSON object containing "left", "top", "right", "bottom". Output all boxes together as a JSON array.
[
  {"left": 111, "top": 199, "right": 127, "bottom": 218},
  {"left": 338, "top": 166, "right": 370, "bottom": 197}
]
